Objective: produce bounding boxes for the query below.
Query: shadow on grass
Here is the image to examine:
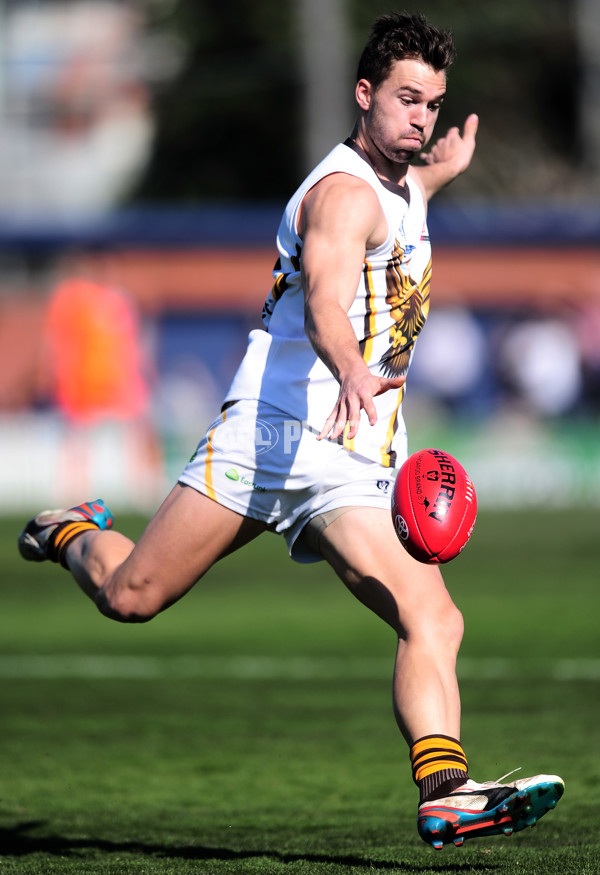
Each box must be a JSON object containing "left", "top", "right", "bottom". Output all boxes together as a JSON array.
[{"left": 0, "top": 820, "right": 495, "bottom": 872}]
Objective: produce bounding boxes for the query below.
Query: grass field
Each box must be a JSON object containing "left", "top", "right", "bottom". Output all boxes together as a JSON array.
[{"left": 0, "top": 508, "right": 598, "bottom": 874}]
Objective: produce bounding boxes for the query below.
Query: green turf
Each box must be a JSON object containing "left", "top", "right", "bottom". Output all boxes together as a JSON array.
[{"left": 0, "top": 509, "right": 598, "bottom": 874}]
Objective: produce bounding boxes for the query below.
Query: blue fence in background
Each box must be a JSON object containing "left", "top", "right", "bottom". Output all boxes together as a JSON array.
[{"left": 0, "top": 203, "right": 598, "bottom": 249}]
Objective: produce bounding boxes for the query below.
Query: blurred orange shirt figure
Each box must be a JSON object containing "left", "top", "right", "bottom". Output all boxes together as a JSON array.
[{"left": 44, "top": 278, "right": 149, "bottom": 423}]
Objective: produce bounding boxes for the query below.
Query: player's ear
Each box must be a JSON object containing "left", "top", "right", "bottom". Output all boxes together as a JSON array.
[{"left": 356, "top": 78, "right": 373, "bottom": 111}]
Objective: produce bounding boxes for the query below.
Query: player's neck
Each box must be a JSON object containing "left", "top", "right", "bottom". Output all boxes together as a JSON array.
[{"left": 345, "top": 132, "right": 410, "bottom": 200}]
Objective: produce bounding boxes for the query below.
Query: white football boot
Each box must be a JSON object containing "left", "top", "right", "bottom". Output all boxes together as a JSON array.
[
  {"left": 18, "top": 499, "right": 114, "bottom": 565},
  {"left": 417, "top": 771, "right": 565, "bottom": 849}
]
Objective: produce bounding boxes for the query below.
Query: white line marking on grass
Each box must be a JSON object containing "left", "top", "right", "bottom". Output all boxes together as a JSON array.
[
  {"left": 0, "top": 655, "right": 597, "bottom": 680},
  {"left": 458, "top": 657, "right": 600, "bottom": 681}
]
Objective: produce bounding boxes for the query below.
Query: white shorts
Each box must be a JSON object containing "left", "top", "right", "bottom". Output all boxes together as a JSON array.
[{"left": 179, "top": 399, "right": 403, "bottom": 563}]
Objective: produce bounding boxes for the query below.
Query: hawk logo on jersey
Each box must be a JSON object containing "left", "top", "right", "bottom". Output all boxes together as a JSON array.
[{"left": 378, "top": 239, "right": 431, "bottom": 378}]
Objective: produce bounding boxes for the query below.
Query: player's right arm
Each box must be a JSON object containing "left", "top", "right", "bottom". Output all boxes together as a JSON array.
[{"left": 299, "top": 174, "right": 406, "bottom": 441}]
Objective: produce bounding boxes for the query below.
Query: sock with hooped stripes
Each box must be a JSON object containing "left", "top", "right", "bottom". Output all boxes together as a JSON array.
[
  {"left": 410, "top": 734, "right": 469, "bottom": 804},
  {"left": 50, "top": 521, "right": 102, "bottom": 569}
]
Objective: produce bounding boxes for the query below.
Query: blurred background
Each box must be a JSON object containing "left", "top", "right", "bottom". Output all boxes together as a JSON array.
[{"left": 1, "top": 0, "right": 599, "bottom": 514}]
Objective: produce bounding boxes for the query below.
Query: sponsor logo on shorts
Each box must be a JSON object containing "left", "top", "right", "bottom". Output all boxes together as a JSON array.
[
  {"left": 376, "top": 479, "right": 390, "bottom": 493},
  {"left": 211, "top": 418, "right": 281, "bottom": 455},
  {"left": 255, "top": 419, "right": 279, "bottom": 455},
  {"left": 210, "top": 414, "right": 336, "bottom": 457},
  {"left": 224, "top": 468, "right": 265, "bottom": 492}
]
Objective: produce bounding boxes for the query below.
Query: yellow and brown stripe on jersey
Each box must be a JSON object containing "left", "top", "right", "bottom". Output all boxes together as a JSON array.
[
  {"left": 378, "top": 384, "right": 405, "bottom": 468},
  {"left": 263, "top": 245, "right": 303, "bottom": 325},
  {"left": 358, "top": 256, "right": 378, "bottom": 365}
]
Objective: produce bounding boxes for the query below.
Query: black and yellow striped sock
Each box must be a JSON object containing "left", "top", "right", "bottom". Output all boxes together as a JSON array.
[
  {"left": 410, "top": 735, "right": 469, "bottom": 803},
  {"left": 49, "top": 521, "right": 101, "bottom": 570}
]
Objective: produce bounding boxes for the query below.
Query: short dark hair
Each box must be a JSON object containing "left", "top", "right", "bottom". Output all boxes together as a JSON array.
[{"left": 356, "top": 12, "right": 456, "bottom": 88}]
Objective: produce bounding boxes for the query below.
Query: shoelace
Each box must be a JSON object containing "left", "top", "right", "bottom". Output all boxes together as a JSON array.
[{"left": 494, "top": 767, "right": 522, "bottom": 784}]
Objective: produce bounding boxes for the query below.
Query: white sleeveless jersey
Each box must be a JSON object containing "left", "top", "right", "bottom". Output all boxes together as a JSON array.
[{"left": 224, "top": 140, "right": 432, "bottom": 468}]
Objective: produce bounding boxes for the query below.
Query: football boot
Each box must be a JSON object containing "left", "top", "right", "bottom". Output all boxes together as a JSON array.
[
  {"left": 18, "top": 499, "right": 114, "bottom": 564},
  {"left": 418, "top": 772, "right": 564, "bottom": 849}
]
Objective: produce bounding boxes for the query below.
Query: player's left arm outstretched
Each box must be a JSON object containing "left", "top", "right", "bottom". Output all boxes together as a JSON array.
[{"left": 412, "top": 113, "right": 478, "bottom": 201}]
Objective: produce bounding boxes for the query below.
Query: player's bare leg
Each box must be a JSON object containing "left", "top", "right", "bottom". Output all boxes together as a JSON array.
[
  {"left": 25, "top": 484, "right": 267, "bottom": 622},
  {"left": 318, "top": 506, "right": 564, "bottom": 848},
  {"left": 318, "top": 506, "right": 462, "bottom": 744}
]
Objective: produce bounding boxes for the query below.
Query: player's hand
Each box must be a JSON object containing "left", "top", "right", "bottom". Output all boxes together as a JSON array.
[
  {"left": 420, "top": 113, "right": 478, "bottom": 178},
  {"left": 317, "top": 372, "right": 406, "bottom": 442}
]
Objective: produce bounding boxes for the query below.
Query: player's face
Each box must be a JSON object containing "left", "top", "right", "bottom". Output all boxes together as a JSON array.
[{"left": 357, "top": 58, "right": 446, "bottom": 165}]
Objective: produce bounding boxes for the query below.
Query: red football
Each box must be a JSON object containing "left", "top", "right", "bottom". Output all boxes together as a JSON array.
[{"left": 391, "top": 448, "right": 477, "bottom": 564}]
